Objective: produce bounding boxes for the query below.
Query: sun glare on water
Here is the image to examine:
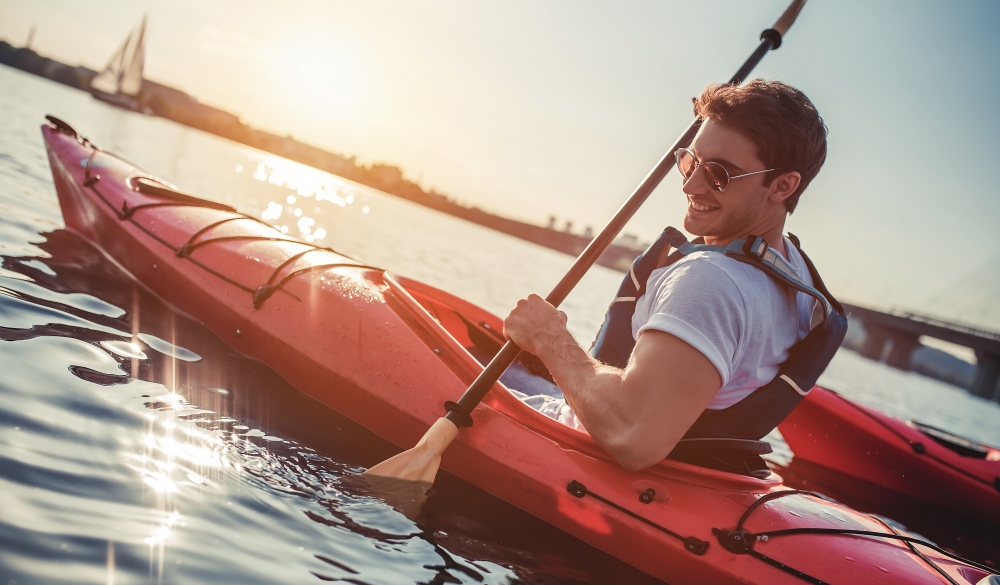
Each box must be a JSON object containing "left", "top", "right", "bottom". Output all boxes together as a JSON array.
[{"left": 247, "top": 155, "right": 374, "bottom": 242}]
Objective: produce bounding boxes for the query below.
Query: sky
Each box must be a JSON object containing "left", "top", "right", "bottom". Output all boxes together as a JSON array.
[{"left": 1, "top": 0, "right": 999, "bottom": 327}]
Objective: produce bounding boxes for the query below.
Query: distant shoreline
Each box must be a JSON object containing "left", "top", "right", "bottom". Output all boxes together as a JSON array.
[
  {"left": 0, "top": 39, "right": 644, "bottom": 272},
  {"left": 7, "top": 43, "right": 994, "bottom": 399}
]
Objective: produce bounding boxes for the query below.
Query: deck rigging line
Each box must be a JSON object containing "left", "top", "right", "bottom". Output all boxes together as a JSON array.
[
  {"left": 714, "top": 489, "right": 994, "bottom": 583},
  {"left": 82, "top": 144, "right": 383, "bottom": 305}
]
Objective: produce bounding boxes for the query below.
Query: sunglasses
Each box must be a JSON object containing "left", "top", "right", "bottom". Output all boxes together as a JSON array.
[{"left": 675, "top": 148, "right": 781, "bottom": 193}]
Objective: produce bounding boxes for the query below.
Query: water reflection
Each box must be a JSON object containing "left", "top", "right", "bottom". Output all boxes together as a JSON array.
[
  {"left": 0, "top": 227, "right": 660, "bottom": 585},
  {"left": 101, "top": 339, "right": 148, "bottom": 360}
]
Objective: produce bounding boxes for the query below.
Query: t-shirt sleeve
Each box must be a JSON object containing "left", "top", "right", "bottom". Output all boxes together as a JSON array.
[{"left": 636, "top": 259, "right": 745, "bottom": 385}]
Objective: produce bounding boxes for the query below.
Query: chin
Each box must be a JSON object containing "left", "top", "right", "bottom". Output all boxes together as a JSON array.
[
  {"left": 682, "top": 214, "right": 712, "bottom": 237},
  {"left": 684, "top": 211, "right": 750, "bottom": 243}
]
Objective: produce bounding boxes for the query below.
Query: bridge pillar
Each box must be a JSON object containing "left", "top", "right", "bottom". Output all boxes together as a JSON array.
[
  {"left": 860, "top": 324, "right": 891, "bottom": 362},
  {"left": 885, "top": 333, "right": 921, "bottom": 370},
  {"left": 971, "top": 352, "right": 1000, "bottom": 402}
]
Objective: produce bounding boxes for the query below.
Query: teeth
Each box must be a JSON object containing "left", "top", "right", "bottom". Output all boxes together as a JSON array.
[{"left": 690, "top": 202, "right": 715, "bottom": 212}]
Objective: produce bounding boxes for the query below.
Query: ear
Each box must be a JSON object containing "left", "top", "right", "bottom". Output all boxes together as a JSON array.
[{"left": 768, "top": 171, "right": 801, "bottom": 206}]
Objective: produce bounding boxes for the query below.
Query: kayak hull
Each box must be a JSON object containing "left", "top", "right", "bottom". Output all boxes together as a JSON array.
[
  {"left": 779, "top": 386, "right": 1000, "bottom": 524},
  {"left": 43, "top": 122, "right": 993, "bottom": 584}
]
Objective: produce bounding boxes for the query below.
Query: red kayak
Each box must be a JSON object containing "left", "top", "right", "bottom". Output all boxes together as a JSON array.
[
  {"left": 43, "top": 117, "right": 997, "bottom": 584},
  {"left": 778, "top": 386, "right": 1000, "bottom": 525}
]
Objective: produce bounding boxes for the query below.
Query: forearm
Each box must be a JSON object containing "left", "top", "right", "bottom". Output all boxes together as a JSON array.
[
  {"left": 534, "top": 330, "right": 641, "bottom": 456},
  {"left": 503, "top": 295, "right": 719, "bottom": 470}
]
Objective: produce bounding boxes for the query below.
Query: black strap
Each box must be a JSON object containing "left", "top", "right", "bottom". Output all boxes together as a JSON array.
[
  {"left": 713, "top": 489, "right": 996, "bottom": 580},
  {"left": 670, "top": 437, "right": 772, "bottom": 455},
  {"left": 130, "top": 176, "right": 239, "bottom": 212},
  {"left": 787, "top": 232, "right": 845, "bottom": 316},
  {"left": 566, "top": 480, "right": 709, "bottom": 555},
  {"left": 175, "top": 235, "right": 301, "bottom": 259},
  {"left": 253, "top": 262, "right": 381, "bottom": 308}
]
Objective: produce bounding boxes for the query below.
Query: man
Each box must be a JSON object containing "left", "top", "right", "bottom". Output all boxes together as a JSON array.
[{"left": 503, "top": 80, "right": 834, "bottom": 471}]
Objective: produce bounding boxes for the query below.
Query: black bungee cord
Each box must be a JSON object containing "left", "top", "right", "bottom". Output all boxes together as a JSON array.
[{"left": 713, "top": 489, "right": 997, "bottom": 582}]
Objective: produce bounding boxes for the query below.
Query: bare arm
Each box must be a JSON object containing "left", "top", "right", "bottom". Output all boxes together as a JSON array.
[{"left": 504, "top": 295, "right": 722, "bottom": 471}]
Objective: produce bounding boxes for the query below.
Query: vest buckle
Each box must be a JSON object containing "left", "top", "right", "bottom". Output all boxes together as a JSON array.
[{"left": 742, "top": 235, "right": 767, "bottom": 261}]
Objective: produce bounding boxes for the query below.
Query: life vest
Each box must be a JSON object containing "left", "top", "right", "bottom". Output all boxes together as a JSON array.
[{"left": 591, "top": 227, "right": 848, "bottom": 442}]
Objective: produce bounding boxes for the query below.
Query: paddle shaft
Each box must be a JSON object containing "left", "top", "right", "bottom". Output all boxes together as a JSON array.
[{"left": 444, "top": 26, "right": 794, "bottom": 429}]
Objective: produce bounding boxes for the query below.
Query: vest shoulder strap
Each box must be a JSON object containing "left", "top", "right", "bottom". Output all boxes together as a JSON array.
[{"left": 617, "top": 230, "right": 840, "bottom": 324}]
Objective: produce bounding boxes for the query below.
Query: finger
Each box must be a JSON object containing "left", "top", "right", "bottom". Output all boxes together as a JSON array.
[{"left": 501, "top": 318, "right": 514, "bottom": 340}]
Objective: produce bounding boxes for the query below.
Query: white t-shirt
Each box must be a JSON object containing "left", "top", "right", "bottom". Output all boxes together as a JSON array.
[{"left": 631, "top": 237, "right": 816, "bottom": 410}]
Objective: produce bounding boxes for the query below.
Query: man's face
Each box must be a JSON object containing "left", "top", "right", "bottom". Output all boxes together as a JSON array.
[{"left": 681, "top": 119, "right": 772, "bottom": 242}]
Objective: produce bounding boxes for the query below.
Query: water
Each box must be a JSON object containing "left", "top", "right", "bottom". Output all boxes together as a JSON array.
[{"left": 2, "top": 65, "right": 999, "bottom": 583}]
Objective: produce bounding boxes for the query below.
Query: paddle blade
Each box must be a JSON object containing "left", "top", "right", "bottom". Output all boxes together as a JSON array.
[
  {"left": 361, "top": 475, "right": 431, "bottom": 520},
  {"left": 363, "top": 417, "right": 459, "bottom": 514}
]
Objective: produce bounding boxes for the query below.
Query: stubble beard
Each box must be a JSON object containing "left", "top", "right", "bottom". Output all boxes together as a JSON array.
[{"left": 683, "top": 188, "right": 769, "bottom": 242}]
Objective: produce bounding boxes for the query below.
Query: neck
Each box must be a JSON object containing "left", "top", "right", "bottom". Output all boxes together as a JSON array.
[{"left": 703, "top": 220, "right": 787, "bottom": 258}]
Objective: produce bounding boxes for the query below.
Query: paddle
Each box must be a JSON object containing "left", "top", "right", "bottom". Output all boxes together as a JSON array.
[{"left": 365, "top": 0, "right": 808, "bottom": 501}]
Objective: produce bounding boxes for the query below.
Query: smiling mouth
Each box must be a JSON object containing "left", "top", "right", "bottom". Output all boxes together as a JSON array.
[{"left": 688, "top": 200, "right": 720, "bottom": 213}]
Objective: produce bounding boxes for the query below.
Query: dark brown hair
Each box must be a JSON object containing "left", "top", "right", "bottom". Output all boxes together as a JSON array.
[{"left": 693, "top": 79, "right": 827, "bottom": 213}]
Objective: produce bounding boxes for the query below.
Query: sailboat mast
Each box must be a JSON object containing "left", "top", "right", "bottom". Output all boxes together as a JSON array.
[
  {"left": 89, "top": 15, "right": 148, "bottom": 111},
  {"left": 119, "top": 15, "right": 146, "bottom": 97},
  {"left": 90, "top": 32, "right": 130, "bottom": 95},
  {"left": 113, "top": 29, "right": 133, "bottom": 91}
]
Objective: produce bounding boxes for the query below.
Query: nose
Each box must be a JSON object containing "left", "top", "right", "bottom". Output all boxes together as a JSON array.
[{"left": 681, "top": 164, "right": 715, "bottom": 196}]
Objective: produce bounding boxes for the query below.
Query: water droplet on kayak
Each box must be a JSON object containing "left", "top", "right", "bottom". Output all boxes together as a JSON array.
[
  {"left": 875, "top": 565, "right": 889, "bottom": 573},
  {"left": 844, "top": 556, "right": 855, "bottom": 562}
]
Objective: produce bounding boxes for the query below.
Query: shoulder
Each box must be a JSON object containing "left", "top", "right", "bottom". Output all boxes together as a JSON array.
[
  {"left": 635, "top": 252, "right": 748, "bottom": 385},
  {"left": 644, "top": 252, "right": 749, "bottom": 314},
  {"left": 647, "top": 251, "right": 760, "bottom": 298}
]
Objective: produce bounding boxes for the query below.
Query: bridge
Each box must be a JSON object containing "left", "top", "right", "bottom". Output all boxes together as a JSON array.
[{"left": 843, "top": 303, "right": 1000, "bottom": 401}]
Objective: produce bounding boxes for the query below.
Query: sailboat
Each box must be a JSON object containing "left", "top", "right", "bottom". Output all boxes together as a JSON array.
[{"left": 90, "top": 16, "right": 150, "bottom": 113}]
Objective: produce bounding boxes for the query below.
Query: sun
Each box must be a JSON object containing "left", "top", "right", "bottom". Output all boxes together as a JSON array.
[{"left": 266, "top": 36, "right": 366, "bottom": 117}]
